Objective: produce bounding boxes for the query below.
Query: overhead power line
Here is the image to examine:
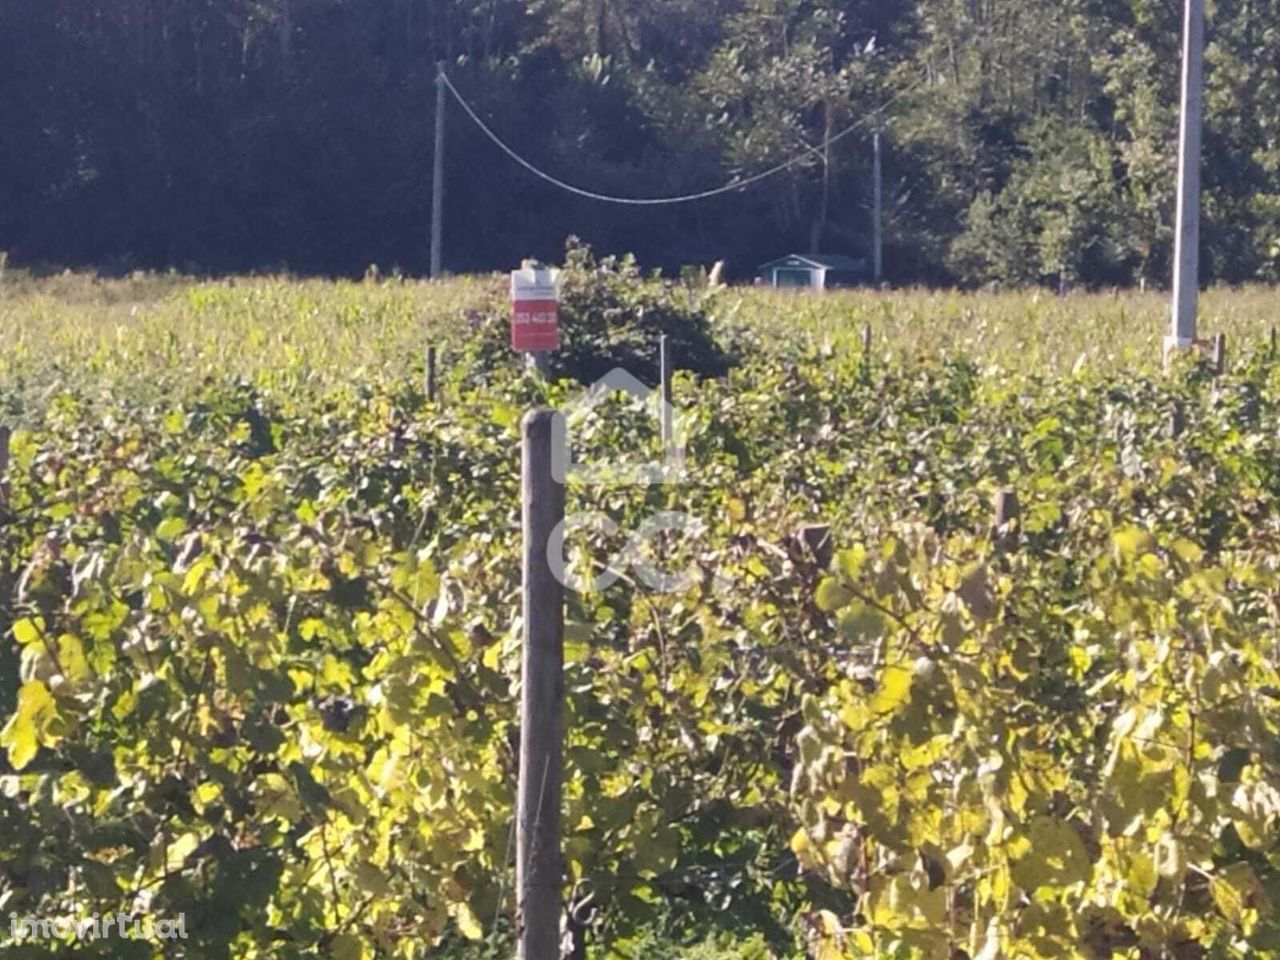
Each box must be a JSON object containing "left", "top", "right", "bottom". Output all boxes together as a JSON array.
[{"left": 439, "top": 70, "right": 919, "bottom": 207}]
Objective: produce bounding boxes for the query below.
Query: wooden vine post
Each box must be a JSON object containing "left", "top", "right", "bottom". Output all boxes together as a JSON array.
[
  {"left": 517, "top": 410, "right": 566, "bottom": 960},
  {"left": 425, "top": 345, "right": 439, "bottom": 403},
  {"left": 1212, "top": 332, "right": 1226, "bottom": 376},
  {"left": 659, "top": 334, "right": 674, "bottom": 462},
  {"left": 993, "top": 488, "right": 1020, "bottom": 553}
]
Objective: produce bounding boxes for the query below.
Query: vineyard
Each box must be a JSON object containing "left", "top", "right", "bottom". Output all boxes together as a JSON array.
[{"left": 2, "top": 256, "right": 1280, "bottom": 960}]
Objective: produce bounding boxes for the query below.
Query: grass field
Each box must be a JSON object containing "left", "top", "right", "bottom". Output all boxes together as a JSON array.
[
  {"left": 3, "top": 271, "right": 1279, "bottom": 410},
  {"left": 2, "top": 269, "right": 1280, "bottom": 959}
]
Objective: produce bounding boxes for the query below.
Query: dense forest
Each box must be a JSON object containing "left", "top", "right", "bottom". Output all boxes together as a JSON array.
[{"left": 1, "top": 0, "right": 1279, "bottom": 286}]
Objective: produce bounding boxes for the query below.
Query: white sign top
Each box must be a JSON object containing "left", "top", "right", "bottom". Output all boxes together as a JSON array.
[{"left": 511, "top": 266, "right": 561, "bottom": 302}]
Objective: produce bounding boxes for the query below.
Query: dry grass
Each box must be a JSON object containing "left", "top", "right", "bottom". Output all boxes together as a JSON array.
[
  {"left": 0, "top": 271, "right": 503, "bottom": 419},
  {"left": 723, "top": 285, "right": 1279, "bottom": 375}
]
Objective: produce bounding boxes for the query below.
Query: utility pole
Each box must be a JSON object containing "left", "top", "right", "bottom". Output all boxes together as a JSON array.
[
  {"left": 431, "top": 60, "right": 446, "bottom": 280},
  {"left": 1168, "top": 0, "right": 1205, "bottom": 356},
  {"left": 872, "top": 116, "right": 884, "bottom": 285}
]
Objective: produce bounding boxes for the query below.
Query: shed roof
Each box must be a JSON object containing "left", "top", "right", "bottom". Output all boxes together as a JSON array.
[{"left": 759, "top": 254, "right": 867, "bottom": 272}]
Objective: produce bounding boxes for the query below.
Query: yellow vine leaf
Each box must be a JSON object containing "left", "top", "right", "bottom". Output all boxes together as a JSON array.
[{"left": 0, "top": 680, "right": 59, "bottom": 770}]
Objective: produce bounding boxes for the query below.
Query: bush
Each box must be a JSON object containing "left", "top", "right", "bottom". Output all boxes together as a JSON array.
[{"left": 479, "top": 238, "right": 734, "bottom": 386}]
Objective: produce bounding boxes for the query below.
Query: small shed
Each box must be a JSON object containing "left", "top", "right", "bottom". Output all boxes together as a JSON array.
[{"left": 758, "top": 254, "right": 869, "bottom": 290}]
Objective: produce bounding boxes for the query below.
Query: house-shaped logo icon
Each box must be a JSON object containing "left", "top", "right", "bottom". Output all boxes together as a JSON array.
[{"left": 551, "top": 367, "right": 690, "bottom": 486}]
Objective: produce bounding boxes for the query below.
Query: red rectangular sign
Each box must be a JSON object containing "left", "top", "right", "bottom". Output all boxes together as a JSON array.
[
  {"left": 511, "top": 300, "right": 560, "bottom": 351},
  {"left": 511, "top": 266, "right": 560, "bottom": 352}
]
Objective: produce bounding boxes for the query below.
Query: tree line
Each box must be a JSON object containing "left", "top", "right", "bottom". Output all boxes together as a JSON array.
[{"left": 2, "top": 0, "right": 1278, "bottom": 287}]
